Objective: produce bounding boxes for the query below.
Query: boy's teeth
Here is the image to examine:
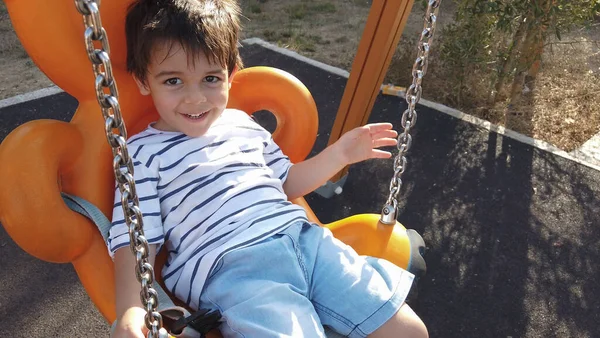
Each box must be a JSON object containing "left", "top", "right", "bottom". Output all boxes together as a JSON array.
[{"left": 186, "top": 112, "right": 206, "bottom": 118}]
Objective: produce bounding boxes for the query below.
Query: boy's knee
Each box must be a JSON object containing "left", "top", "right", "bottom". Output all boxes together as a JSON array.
[
  {"left": 369, "top": 304, "right": 428, "bottom": 338},
  {"left": 404, "top": 316, "right": 428, "bottom": 338}
]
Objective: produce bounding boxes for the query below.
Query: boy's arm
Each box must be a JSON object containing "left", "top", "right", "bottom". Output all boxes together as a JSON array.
[
  {"left": 113, "top": 244, "right": 158, "bottom": 337},
  {"left": 283, "top": 123, "right": 398, "bottom": 200},
  {"left": 283, "top": 143, "right": 346, "bottom": 200}
]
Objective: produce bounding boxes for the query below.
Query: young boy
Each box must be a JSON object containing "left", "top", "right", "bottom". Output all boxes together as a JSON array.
[{"left": 109, "top": 0, "right": 428, "bottom": 337}]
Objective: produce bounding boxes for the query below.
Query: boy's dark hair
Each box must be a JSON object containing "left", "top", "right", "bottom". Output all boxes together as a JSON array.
[{"left": 126, "top": 0, "right": 243, "bottom": 84}]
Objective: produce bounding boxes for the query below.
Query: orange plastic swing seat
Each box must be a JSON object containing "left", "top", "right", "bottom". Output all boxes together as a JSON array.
[{"left": 0, "top": 1, "right": 424, "bottom": 337}]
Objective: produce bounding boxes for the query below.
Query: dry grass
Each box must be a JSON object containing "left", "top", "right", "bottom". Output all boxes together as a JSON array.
[
  {"left": 529, "top": 38, "right": 600, "bottom": 151},
  {"left": 0, "top": 0, "right": 598, "bottom": 152},
  {"left": 0, "top": 3, "right": 23, "bottom": 56},
  {"left": 240, "top": 0, "right": 371, "bottom": 70},
  {"left": 385, "top": 22, "right": 600, "bottom": 151},
  {"left": 0, "top": 1, "right": 54, "bottom": 99}
]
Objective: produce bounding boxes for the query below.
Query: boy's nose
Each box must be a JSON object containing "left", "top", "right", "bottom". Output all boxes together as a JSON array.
[{"left": 184, "top": 88, "right": 207, "bottom": 104}]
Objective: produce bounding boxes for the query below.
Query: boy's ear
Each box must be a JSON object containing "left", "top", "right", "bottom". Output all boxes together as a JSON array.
[
  {"left": 228, "top": 66, "right": 238, "bottom": 89},
  {"left": 134, "top": 76, "right": 151, "bottom": 95}
]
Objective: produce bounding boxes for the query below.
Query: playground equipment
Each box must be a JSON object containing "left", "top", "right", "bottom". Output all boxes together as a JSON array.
[{"left": 0, "top": 0, "right": 440, "bottom": 336}]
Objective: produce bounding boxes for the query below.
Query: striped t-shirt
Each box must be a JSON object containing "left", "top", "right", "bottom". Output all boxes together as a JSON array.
[{"left": 108, "top": 109, "right": 308, "bottom": 310}]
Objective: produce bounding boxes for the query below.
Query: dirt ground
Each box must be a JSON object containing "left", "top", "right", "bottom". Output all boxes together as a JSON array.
[{"left": 1, "top": 0, "right": 599, "bottom": 152}]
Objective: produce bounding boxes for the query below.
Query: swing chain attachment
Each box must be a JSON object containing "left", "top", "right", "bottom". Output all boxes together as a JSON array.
[
  {"left": 74, "top": 1, "right": 168, "bottom": 337},
  {"left": 380, "top": 0, "right": 442, "bottom": 225}
]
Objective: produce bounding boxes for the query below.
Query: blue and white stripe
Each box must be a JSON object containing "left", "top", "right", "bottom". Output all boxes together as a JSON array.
[{"left": 108, "top": 109, "right": 307, "bottom": 309}]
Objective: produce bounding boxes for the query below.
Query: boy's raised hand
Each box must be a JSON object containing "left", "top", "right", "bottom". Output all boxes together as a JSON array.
[
  {"left": 282, "top": 122, "right": 398, "bottom": 200},
  {"left": 334, "top": 123, "right": 398, "bottom": 166}
]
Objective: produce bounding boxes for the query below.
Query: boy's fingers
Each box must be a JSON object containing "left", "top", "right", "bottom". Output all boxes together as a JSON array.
[
  {"left": 373, "top": 137, "right": 398, "bottom": 148},
  {"left": 366, "top": 123, "right": 394, "bottom": 133},
  {"left": 371, "top": 149, "right": 393, "bottom": 158},
  {"left": 372, "top": 129, "right": 398, "bottom": 140}
]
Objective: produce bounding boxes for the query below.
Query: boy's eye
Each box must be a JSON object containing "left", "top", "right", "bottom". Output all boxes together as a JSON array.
[
  {"left": 165, "top": 78, "right": 182, "bottom": 85},
  {"left": 205, "top": 76, "right": 220, "bottom": 83}
]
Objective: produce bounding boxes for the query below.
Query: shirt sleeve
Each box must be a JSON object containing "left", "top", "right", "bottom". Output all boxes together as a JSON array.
[
  {"left": 107, "top": 159, "right": 164, "bottom": 258},
  {"left": 263, "top": 135, "right": 293, "bottom": 183}
]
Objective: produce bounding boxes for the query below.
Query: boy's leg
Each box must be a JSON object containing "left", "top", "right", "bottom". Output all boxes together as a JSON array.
[
  {"left": 198, "top": 223, "right": 327, "bottom": 338},
  {"left": 368, "top": 304, "right": 428, "bottom": 338},
  {"left": 298, "top": 222, "right": 426, "bottom": 338}
]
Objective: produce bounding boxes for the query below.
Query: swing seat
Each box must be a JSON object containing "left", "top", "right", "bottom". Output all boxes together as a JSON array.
[{"left": 0, "top": 1, "right": 426, "bottom": 336}]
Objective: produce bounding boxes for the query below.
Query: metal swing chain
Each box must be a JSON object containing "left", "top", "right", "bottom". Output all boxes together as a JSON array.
[
  {"left": 74, "top": 1, "right": 167, "bottom": 337},
  {"left": 380, "top": 0, "right": 442, "bottom": 225}
]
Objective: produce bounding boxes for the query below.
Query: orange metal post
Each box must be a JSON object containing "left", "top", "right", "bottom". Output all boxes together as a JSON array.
[{"left": 328, "top": 0, "right": 415, "bottom": 182}]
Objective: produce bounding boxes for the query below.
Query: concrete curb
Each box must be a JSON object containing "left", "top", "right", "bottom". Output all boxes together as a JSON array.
[{"left": 0, "top": 86, "right": 64, "bottom": 109}]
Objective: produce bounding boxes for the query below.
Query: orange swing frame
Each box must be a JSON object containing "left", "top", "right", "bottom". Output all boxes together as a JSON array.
[{"left": 0, "top": 0, "right": 419, "bottom": 335}]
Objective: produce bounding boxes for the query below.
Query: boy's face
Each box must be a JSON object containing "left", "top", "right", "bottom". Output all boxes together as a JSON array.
[{"left": 136, "top": 41, "right": 231, "bottom": 137}]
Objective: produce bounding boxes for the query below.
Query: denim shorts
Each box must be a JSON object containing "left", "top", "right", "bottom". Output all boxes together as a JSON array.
[{"left": 199, "top": 221, "right": 415, "bottom": 338}]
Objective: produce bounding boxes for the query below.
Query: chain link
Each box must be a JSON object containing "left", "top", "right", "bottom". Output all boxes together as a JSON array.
[
  {"left": 73, "top": 1, "right": 167, "bottom": 337},
  {"left": 380, "top": 0, "right": 442, "bottom": 225}
]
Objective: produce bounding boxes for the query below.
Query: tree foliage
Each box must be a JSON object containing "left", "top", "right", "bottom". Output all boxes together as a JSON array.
[{"left": 439, "top": 0, "right": 600, "bottom": 108}]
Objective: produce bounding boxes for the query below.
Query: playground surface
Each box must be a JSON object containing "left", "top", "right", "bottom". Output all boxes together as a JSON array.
[{"left": 1, "top": 41, "right": 600, "bottom": 338}]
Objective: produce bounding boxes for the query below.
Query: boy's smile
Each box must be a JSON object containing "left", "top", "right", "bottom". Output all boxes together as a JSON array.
[{"left": 135, "top": 41, "right": 231, "bottom": 137}]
